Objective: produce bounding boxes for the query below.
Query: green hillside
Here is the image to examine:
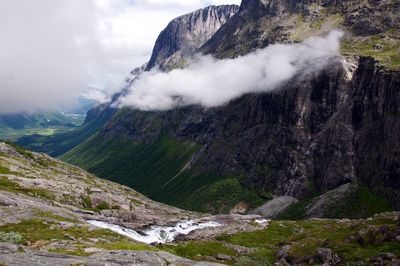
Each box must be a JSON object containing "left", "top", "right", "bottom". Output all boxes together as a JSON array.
[{"left": 62, "top": 133, "right": 264, "bottom": 213}]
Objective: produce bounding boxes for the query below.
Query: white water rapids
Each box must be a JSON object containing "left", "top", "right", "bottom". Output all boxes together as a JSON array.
[{"left": 88, "top": 220, "right": 221, "bottom": 244}]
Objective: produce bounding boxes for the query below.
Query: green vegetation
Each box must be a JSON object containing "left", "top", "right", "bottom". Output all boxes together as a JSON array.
[
  {"left": 290, "top": 14, "right": 344, "bottom": 42},
  {"left": 162, "top": 214, "right": 400, "bottom": 265},
  {"left": 324, "top": 186, "right": 394, "bottom": 219},
  {"left": 0, "top": 231, "right": 23, "bottom": 243},
  {"left": 95, "top": 241, "right": 157, "bottom": 252},
  {"left": 276, "top": 186, "right": 394, "bottom": 220},
  {"left": 0, "top": 219, "right": 158, "bottom": 258},
  {"left": 34, "top": 211, "right": 78, "bottom": 223},
  {"left": 0, "top": 112, "right": 83, "bottom": 141},
  {"left": 0, "top": 165, "right": 16, "bottom": 175},
  {"left": 81, "top": 194, "right": 93, "bottom": 208},
  {"left": 0, "top": 176, "right": 54, "bottom": 200},
  {"left": 179, "top": 178, "right": 264, "bottom": 213},
  {"left": 48, "top": 247, "right": 91, "bottom": 257},
  {"left": 63, "top": 133, "right": 263, "bottom": 213},
  {"left": 4, "top": 141, "right": 35, "bottom": 160},
  {"left": 16, "top": 108, "right": 115, "bottom": 157},
  {"left": 162, "top": 241, "right": 236, "bottom": 263},
  {"left": 276, "top": 198, "right": 316, "bottom": 220},
  {"left": 0, "top": 219, "right": 123, "bottom": 243},
  {"left": 341, "top": 34, "right": 400, "bottom": 70}
]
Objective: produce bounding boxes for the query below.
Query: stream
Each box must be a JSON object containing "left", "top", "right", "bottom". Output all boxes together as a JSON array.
[{"left": 87, "top": 220, "right": 221, "bottom": 244}]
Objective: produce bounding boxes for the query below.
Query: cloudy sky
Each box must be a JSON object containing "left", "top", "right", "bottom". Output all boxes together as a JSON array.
[{"left": 0, "top": 0, "right": 240, "bottom": 113}]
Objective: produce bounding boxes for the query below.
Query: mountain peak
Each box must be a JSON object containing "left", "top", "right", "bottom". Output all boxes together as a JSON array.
[{"left": 146, "top": 4, "right": 239, "bottom": 71}]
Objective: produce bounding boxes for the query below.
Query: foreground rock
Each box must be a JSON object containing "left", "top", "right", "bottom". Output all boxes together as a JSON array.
[{"left": 0, "top": 243, "right": 224, "bottom": 266}]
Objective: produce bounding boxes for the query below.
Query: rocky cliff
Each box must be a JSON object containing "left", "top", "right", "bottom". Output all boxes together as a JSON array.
[
  {"left": 62, "top": 0, "right": 400, "bottom": 213},
  {"left": 146, "top": 5, "right": 239, "bottom": 71}
]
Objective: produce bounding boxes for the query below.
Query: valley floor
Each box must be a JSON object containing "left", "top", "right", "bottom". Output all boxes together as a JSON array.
[{"left": 1, "top": 142, "right": 399, "bottom": 265}]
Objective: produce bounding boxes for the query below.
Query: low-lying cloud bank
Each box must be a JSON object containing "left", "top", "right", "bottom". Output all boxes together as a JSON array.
[{"left": 119, "top": 30, "right": 344, "bottom": 111}]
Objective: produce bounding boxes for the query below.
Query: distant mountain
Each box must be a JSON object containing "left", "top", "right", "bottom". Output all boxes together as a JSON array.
[
  {"left": 0, "top": 95, "right": 97, "bottom": 142},
  {"left": 0, "top": 112, "right": 83, "bottom": 141},
  {"left": 62, "top": 0, "right": 400, "bottom": 215}
]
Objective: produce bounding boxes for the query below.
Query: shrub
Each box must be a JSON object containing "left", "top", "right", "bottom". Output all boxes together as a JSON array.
[{"left": 0, "top": 231, "right": 23, "bottom": 243}]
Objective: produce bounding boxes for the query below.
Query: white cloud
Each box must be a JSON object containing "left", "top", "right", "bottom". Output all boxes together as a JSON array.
[
  {"left": 0, "top": 0, "right": 240, "bottom": 114},
  {"left": 119, "top": 31, "right": 344, "bottom": 111}
]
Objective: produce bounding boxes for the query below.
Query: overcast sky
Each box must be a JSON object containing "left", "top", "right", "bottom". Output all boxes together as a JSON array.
[{"left": 0, "top": 0, "right": 241, "bottom": 113}]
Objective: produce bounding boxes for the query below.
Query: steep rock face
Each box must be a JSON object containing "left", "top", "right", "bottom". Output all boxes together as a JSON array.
[
  {"left": 146, "top": 5, "right": 239, "bottom": 71},
  {"left": 200, "top": 0, "right": 400, "bottom": 58},
  {"left": 64, "top": 57, "right": 400, "bottom": 211}
]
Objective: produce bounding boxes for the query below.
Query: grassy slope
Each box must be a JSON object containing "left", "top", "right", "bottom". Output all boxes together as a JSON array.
[
  {"left": 341, "top": 31, "right": 400, "bottom": 70},
  {"left": 277, "top": 186, "right": 395, "bottom": 220},
  {"left": 62, "top": 134, "right": 263, "bottom": 213}
]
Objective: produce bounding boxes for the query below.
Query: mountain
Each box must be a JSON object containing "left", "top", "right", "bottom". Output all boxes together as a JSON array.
[
  {"left": 146, "top": 5, "right": 239, "bottom": 71},
  {"left": 61, "top": 0, "right": 400, "bottom": 215},
  {"left": 1, "top": 142, "right": 399, "bottom": 265},
  {"left": 0, "top": 96, "right": 98, "bottom": 142}
]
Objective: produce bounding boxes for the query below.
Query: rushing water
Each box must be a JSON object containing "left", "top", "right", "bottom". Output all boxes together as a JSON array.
[{"left": 88, "top": 220, "right": 221, "bottom": 244}]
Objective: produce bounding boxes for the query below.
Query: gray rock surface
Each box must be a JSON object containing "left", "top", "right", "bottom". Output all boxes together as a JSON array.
[
  {"left": 146, "top": 5, "right": 239, "bottom": 71},
  {"left": 251, "top": 196, "right": 298, "bottom": 219},
  {"left": 0, "top": 248, "right": 225, "bottom": 266},
  {"left": 305, "top": 183, "right": 356, "bottom": 218}
]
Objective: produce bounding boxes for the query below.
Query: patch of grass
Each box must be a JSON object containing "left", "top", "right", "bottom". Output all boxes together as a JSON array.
[
  {"left": 95, "top": 201, "right": 110, "bottom": 211},
  {"left": 161, "top": 241, "right": 236, "bottom": 262},
  {"left": 0, "top": 219, "right": 128, "bottom": 244},
  {"left": 5, "top": 141, "right": 35, "bottom": 160},
  {"left": 34, "top": 211, "right": 78, "bottom": 223},
  {"left": 0, "top": 165, "right": 16, "bottom": 175},
  {"left": 179, "top": 178, "right": 264, "bottom": 214},
  {"left": 277, "top": 186, "right": 394, "bottom": 220},
  {"left": 0, "top": 176, "right": 55, "bottom": 200},
  {"left": 48, "top": 247, "right": 91, "bottom": 257},
  {"left": 276, "top": 198, "right": 316, "bottom": 220},
  {"left": 23, "top": 176, "right": 37, "bottom": 179},
  {"left": 96, "top": 241, "right": 157, "bottom": 251},
  {"left": 341, "top": 35, "right": 400, "bottom": 70},
  {"left": 81, "top": 194, "right": 92, "bottom": 208}
]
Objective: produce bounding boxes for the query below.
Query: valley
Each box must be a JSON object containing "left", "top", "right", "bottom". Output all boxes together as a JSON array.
[{"left": 1, "top": 0, "right": 400, "bottom": 265}]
